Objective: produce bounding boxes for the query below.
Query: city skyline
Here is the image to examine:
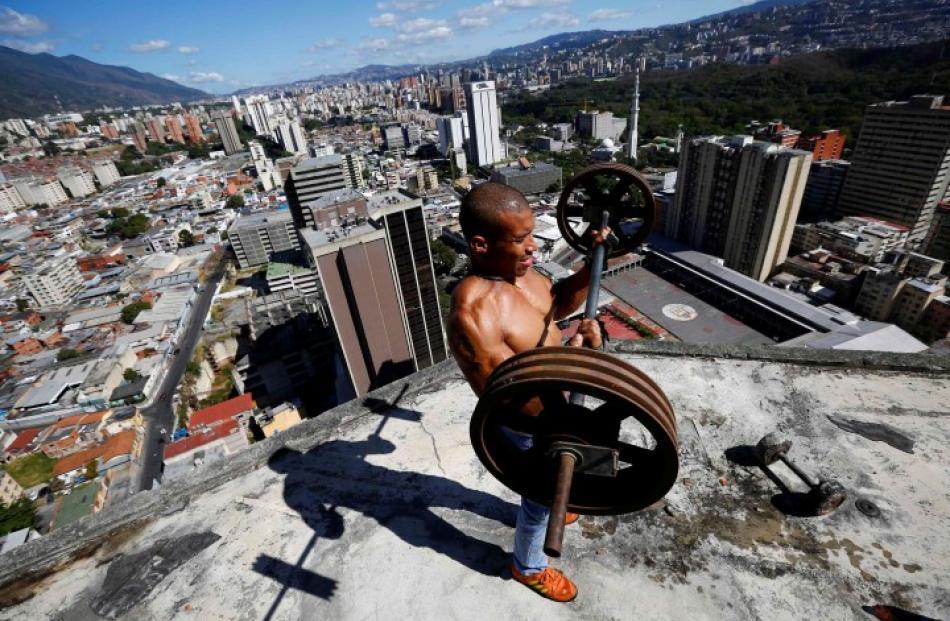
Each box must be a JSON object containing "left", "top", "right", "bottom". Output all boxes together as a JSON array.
[{"left": 0, "top": 0, "right": 757, "bottom": 93}]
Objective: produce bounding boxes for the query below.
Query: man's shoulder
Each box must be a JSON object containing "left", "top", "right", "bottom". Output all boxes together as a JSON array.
[{"left": 452, "top": 276, "right": 502, "bottom": 308}]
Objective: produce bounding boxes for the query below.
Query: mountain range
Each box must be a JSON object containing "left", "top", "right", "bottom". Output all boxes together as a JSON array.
[{"left": 0, "top": 45, "right": 207, "bottom": 119}]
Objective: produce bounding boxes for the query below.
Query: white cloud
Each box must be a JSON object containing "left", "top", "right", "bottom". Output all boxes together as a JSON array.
[
  {"left": 1, "top": 38, "right": 54, "bottom": 53},
  {"left": 357, "top": 37, "right": 392, "bottom": 52},
  {"left": 177, "top": 45, "right": 199, "bottom": 54},
  {"left": 397, "top": 17, "right": 448, "bottom": 33},
  {"left": 0, "top": 6, "right": 48, "bottom": 36},
  {"left": 588, "top": 8, "right": 631, "bottom": 22},
  {"left": 457, "top": 0, "right": 570, "bottom": 30},
  {"left": 307, "top": 38, "right": 343, "bottom": 51},
  {"left": 525, "top": 10, "right": 580, "bottom": 29},
  {"left": 396, "top": 25, "right": 453, "bottom": 44},
  {"left": 504, "top": 0, "right": 569, "bottom": 7},
  {"left": 369, "top": 12, "right": 397, "bottom": 27},
  {"left": 129, "top": 39, "right": 170, "bottom": 53},
  {"left": 459, "top": 15, "right": 490, "bottom": 29},
  {"left": 377, "top": 0, "right": 441, "bottom": 10},
  {"left": 188, "top": 71, "right": 224, "bottom": 83},
  {"left": 90, "top": 42, "right": 104, "bottom": 52},
  {"left": 161, "top": 73, "right": 182, "bottom": 81}
]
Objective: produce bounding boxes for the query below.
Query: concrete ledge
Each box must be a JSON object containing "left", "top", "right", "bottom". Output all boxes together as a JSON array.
[{"left": 614, "top": 340, "right": 950, "bottom": 374}]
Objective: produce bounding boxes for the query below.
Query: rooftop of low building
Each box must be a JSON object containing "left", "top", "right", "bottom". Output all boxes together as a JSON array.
[{"left": 0, "top": 341, "right": 948, "bottom": 619}]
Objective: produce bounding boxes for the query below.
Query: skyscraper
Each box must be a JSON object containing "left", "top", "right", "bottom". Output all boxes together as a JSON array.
[
  {"left": 437, "top": 115, "right": 464, "bottom": 157},
  {"left": 165, "top": 116, "right": 185, "bottom": 144},
  {"left": 667, "top": 136, "right": 812, "bottom": 281},
  {"left": 837, "top": 95, "right": 950, "bottom": 242},
  {"left": 300, "top": 190, "right": 447, "bottom": 397},
  {"left": 212, "top": 111, "right": 243, "bottom": 156},
  {"left": 184, "top": 114, "right": 203, "bottom": 143},
  {"left": 131, "top": 122, "right": 148, "bottom": 153},
  {"left": 146, "top": 117, "right": 165, "bottom": 143},
  {"left": 285, "top": 155, "right": 351, "bottom": 229},
  {"left": 243, "top": 95, "right": 273, "bottom": 138},
  {"left": 276, "top": 119, "right": 308, "bottom": 156},
  {"left": 465, "top": 81, "right": 504, "bottom": 168},
  {"left": 228, "top": 210, "right": 301, "bottom": 269}
]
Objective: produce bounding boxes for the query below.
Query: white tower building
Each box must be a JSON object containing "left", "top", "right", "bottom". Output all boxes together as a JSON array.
[
  {"left": 626, "top": 62, "right": 640, "bottom": 161},
  {"left": 465, "top": 81, "right": 504, "bottom": 168}
]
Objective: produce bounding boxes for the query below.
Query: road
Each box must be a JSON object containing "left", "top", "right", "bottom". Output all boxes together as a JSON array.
[{"left": 135, "top": 257, "right": 228, "bottom": 491}]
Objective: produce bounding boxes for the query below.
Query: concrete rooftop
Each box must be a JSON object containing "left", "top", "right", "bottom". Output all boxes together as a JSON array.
[{"left": 1, "top": 342, "right": 949, "bottom": 620}]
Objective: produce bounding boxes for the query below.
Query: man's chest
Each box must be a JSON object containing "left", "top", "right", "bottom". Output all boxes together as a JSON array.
[{"left": 501, "top": 282, "right": 562, "bottom": 350}]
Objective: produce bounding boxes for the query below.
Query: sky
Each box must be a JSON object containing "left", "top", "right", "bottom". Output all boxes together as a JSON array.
[{"left": 0, "top": 0, "right": 752, "bottom": 94}]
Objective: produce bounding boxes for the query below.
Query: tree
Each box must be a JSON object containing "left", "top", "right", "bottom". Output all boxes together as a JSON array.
[
  {"left": 110, "top": 207, "right": 130, "bottom": 219},
  {"left": 430, "top": 239, "right": 458, "bottom": 276},
  {"left": 0, "top": 498, "right": 36, "bottom": 536},
  {"left": 178, "top": 230, "right": 196, "bottom": 247},
  {"left": 84, "top": 461, "right": 98, "bottom": 480},
  {"left": 121, "top": 301, "right": 152, "bottom": 324},
  {"left": 225, "top": 194, "right": 245, "bottom": 209},
  {"left": 185, "top": 360, "right": 202, "bottom": 376},
  {"left": 57, "top": 348, "right": 80, "bottom": 361},
  {"left": 123, "top": 368, "right": 142, "bottom": 382},
  {"left": 15, "top": 298, "right": 29, "bottom": 312},
  {"left": 107, "top": 213, "right": 150, "bottom": 239},
  {"left": 157, "top": 177, "right": 167, "bottom": 187}
]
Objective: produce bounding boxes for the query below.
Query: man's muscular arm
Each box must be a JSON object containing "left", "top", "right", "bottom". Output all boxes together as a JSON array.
[{"left": 448, "top": 303, "right": 516, "bottom": 396}]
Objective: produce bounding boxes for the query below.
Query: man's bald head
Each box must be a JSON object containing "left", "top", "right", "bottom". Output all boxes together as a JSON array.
[{"left": 459, "top": 182, "right": 531, "bottom": 241}]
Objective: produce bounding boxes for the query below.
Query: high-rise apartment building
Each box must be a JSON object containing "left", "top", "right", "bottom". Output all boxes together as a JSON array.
[
  {"left": 383, "top": 125, "right": 408, "bottom": 152},
  {"left": 22, "top": 258, "right": 84, "bottom": 309},
  {"left": 0, "top": 183, "right": 25, "bottom": 213},
  {"left": 300, "top": 191, "right": 447, "bottom": 397},
  {"left": 923, "top": 202, "right": 950, "bottom": 264},
  {"left": 146, "top": 117, "right": 165, "bottom": 143},
  {"left": 837, "top": 95, "right": 950, "bottom": 242},
  {"left": 165, "top": 116, "right": 185, "bottom": 144},
  {"left": 667, "top": 136, "right": 812, "bottom": 281},
  {"left": 131, "top": 122, "right": 148, "bottom": 153},
  {"left": 276, "top": 119, "right": 308, "bottom": 156},
  {"left": 243, "top": 95, "right": 273, "bottom": 138},
  {"left": 57, "top": 167, "right": 97, "bottom": 198},
  {"left": 212, "top": 111, "right": 243, "bottom": 156},
  {"left": 342, "top": 152, "right": 366, "bottom": 189},
  {"left": 465, "top": 81, "right": 504, "bottom": 168},
  {"left": 228, "top": 210, "right": 301, "bottom": 269},
  {"left": 285, "top": 155, "right": 351, "bottom": 229},
  {"left": 800, "top": 159, "right": 850, "bottom": 223},
  {"left": 797, "top": 129, "right": 846, "bottom": 162},
  {"left": 92, "top": 161, "right": 121, "bottom": 187},
  {"left": 12, "top": 178, "right": 68, "bottom": 207},
  {"left": 184, "top": 114, "right": 203, "bottom": 143},
  {"left": 99, "top": 121, "right": 119, "bottom": 140},
  {"left": 437, "top": 115, "right": 464, "bottom": 157}
]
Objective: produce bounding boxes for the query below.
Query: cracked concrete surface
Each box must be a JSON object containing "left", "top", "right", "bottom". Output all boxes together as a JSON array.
[{"left": 1, "top": 346, "right": 949, "bottom": 620}]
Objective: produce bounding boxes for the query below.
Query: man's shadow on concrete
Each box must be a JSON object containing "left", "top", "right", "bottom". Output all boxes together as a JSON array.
[{"left": 252, "top": 389, "right": 517, "bottom": 618}]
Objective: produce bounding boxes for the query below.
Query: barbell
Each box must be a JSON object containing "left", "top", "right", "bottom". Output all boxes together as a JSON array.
[{"left": 469, "top": 162, "right": 678, "bottom": 557}]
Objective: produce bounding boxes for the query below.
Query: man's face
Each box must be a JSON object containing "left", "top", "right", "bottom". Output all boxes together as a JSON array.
[{"left": 478, "top": 208, "right": 538, "bottom": 279}]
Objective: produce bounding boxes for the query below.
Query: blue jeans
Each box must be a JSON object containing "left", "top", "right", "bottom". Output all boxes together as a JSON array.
[{"left": 503, "top": 428, "right": 549, "bottom": 575}]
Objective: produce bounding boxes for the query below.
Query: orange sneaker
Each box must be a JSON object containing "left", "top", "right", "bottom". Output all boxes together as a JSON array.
[
  {"left": 565, "top": 512, "right": 580, "bottom": 525},
  {"left": 510, "top": 564, "right": 578, "bottom": 602}
]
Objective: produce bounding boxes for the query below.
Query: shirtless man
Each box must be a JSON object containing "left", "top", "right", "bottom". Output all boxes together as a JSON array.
[{"left": 448, "top": 182, "right": 609, "bottom": 603}]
